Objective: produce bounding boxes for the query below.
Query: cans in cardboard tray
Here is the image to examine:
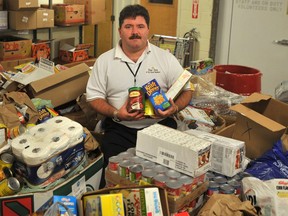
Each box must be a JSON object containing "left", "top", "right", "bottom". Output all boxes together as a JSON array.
[
  {"left": 141, "top": 169, "right": 156, "bottom": 184},
  {"left": 129, "top": 164, "right": 143, "bottom": 183},
  {"left": 0, "top": 152, "right": 15, "bottom": 169},
  {"left": 127, "top": 87, "right": 145, "bottom": 113},
  {"left": 178, "top": 175, "right": 194, "bottom": 194},
  {"left": 0, "top": 177, "right": 21, "bottom": 197},
  {"left": 165, "top": 169, "right": 181, "bottom": 180},
  {"left": 108, "top": 155, "right": 122, "bottom": 173},
  {"left": 118, "top": 159, "right": 133, "bottom": 179},
  {"left": 166, "top": 179, "right": 182, "bottom": 199},
  {"left": 153, "top": 173, "right": 168, "bottom": 188}
]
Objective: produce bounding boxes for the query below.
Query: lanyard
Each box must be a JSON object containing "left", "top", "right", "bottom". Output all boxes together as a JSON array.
[{"left": 125, "top": 62, "right": 142, "bottom": 86}]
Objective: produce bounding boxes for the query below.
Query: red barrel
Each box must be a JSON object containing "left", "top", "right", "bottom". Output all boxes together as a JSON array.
[{"left": 214, "top": 65, "right": 262, "bottom": 96}]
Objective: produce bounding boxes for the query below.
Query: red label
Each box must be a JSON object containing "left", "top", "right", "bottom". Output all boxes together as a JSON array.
[
  {"left": 1, "top": 196, "right": 33, "bottom": 216},
  {"left": 192, "top": 0, "right": 199, "bottom": 19}
]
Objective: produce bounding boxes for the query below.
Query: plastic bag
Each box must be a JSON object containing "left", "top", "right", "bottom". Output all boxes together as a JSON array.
[
  {"left": 245, "top": 138, "right": 288, "bottom": 180},
  {"left": 44, "top": 202, "right": 73, "bottom": 216}
]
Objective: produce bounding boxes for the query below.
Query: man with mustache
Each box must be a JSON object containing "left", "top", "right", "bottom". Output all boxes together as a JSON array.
[{"left": 86, "top": 4, "right": 193, "bottom": 188}]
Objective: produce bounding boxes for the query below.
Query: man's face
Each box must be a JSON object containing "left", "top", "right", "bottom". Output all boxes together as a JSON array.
[{"left": 119, "top": 16, "right": 149, "bottom": 52}]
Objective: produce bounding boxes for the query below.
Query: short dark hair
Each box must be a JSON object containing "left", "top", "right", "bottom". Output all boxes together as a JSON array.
[{"left": 119, "top": 4, "right": 150, "bottom": 28}]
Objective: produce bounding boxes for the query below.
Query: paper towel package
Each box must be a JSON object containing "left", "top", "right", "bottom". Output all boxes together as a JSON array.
[
  {"left": 185, "top": 129, "right": 245, "bottom": 177},
  {"left": 12, "top": 116, "right": 86, "bottom": 186},
  {"left": 136, "top": 124, "right": 212, "bottom": 177}
]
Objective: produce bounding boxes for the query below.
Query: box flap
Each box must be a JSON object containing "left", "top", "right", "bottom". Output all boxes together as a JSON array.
[
  {"left": 231, "top": 104, "right": 285, "bottom": 132},
  {"left": 242, "top": 92, "right": 271, "bottom": 103},
  {"left": 29, "top": 63, "right": 90, "bottom": 93}
]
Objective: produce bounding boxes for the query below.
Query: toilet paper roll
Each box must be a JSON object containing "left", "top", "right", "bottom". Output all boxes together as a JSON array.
[
  {"left": 60, "top": 121, "right": 84, "bottom": 143},
  {"left": 11, "top": 133, "right": 36, "bottom": 161},
  {"left": 43, "top": 131, "right": 70, "bottom": 152},
  {"left": 45, "top": 116, "right": 72, "bottom": 129},
  {"left": 28, "top": 123, "right": 54, "bottom": 139},
  {"left": 22, "top": 141, "right": 51, "bottom": 166}
]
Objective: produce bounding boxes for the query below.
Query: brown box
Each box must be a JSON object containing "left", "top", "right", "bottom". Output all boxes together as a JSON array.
[
  {"left": 9, "top": 10, "right": 37, "bottom": 30},
  {"left": 64, "top": 0, "right": 106, "bottom": 24},
  {"left": 59, "top": 42, "right": 93, "bottom": 63},
  {"left": 217, "top": 93, "right": 288, "bottom": 160},
  {"left": 26, "top": 63, "right": 90, "bottom": 107},
  {"left": 36, "top": 8, "right": 54, "bottom": 28},
  {"left": 0, "top": 36, "right": 32, "bottom": 61},
  {"left": 8, "top": 0, "right": 39, "bottom": 10},
  {"left": 32, "top": 40, "right": 51, "bottom": 62},
  {"left": 105, "top": 169, "right": 208, "bottom": 214},
  {"left": 54, "top": 4, "right": 85, "bottom": 26},
  {"left": 0, "top": 11, "right": 7, "bottom": 30},
  {"left": 0, "top": 57, "right": 34, "bottom": 71}
]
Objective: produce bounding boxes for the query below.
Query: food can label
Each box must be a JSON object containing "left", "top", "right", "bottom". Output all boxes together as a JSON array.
[{"left": 127, "top": 87, "right": 145, "bottom": 113}]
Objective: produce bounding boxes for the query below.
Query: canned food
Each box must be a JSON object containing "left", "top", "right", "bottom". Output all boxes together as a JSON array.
[
  {"left": 153, "top": 174, "right": 169, "bottom": 188},
  {"left": 117, "top": 151, "right": 133, "bottom": 160},
  {"left": 178, "top": 175, "right": 195, "bottom": 194},
  {"left": 228, "top": 179, "right": 242, "bottom": 195},
  {"left": 129, "top": 164, "right": 143, "bottom": 183},
  {"left": 108, "top": 155, "right": 122, "bottom": 173},
  {"left": 141, "top": 169, "right": 156, "bottom": 184},
  {"left": 0, "top": 177, "right": 21, "bottom": 197},
  {"left": 206, "top": 171, "right": 215, "bottom": 181},
  {"left": 130, "top": 156, "right": 144, "bottom": 164},
  {"left": 165, "top": 179, "right": 182, "bottom": 199},
  {"left": 165, "top": 169, "right": 181, "bottom": 180},
  {"left": 213, "top": 176, "right": 227, "bottom": 185},
  {"left": 207, "top": 181, "right": 220, "bottom": 197},
  {"left": 219, "top": 183, "right": 235, "bottom": 194},
  {"left": 6, "top": 125, "right": 26, "bottom": 139},
  {"left": 0, "top": 167, "right": 13, "bottom": 182},
  {"left": 127, "top": 87, "right": 145, "bottom": 113},
  {"left": 0, "top": 152, "right": 14, "bottom": 169},
  {"left": 141, "top": 160, "right": 155, "bottom": 170},
  {"left": 118, "top": 160, "right": 133, "bottom": 179},
  {"left": 126, "top": 147, "right": 136, "bottom": 156},
  {"left": 153, "top": 164, "right": 168, "bottom": 174}
]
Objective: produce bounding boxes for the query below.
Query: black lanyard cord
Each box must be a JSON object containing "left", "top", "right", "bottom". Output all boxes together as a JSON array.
[{"left": 125, "top": 62, "right": 142, "bottom": 86}]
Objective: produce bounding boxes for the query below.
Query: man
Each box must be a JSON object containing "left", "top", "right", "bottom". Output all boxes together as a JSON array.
[{"left": 86, "top": 4, "right": 193, "bottom": 188}]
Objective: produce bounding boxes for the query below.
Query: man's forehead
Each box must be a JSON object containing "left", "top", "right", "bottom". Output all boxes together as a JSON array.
[{"left": 122, "top": 16, "right": 147, "bottom": 25}]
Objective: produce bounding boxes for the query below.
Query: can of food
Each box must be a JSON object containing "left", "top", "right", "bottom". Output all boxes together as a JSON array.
[
  {"left": 118, "top": 159, "right": 133, "bottom": 179},
  {"left": 129, "top": 164, "right": 144, "bottom": 183},
  {"left": 0, "top": 152, "right": 14, "bottom": 169},
  {"left": 17, "top": 111, "right": 26, "bottom": 124},
  {"left": 127, "top": 87, "right": 145, "bottom": 113},
  {"left": 206, "top": 171, "right": 215, "bottom": 181},
  {"left": 207, "top": 181, "right": 220, "bottom": 197},
  {"left": 141, "top": 169, "right": 156, "bottom": 184},
  {"left": 165, "top": 179, "right": 183, "bottom": 199},
  {"left": 0, "top": 177, "right": 21, "bottom": 197},
  {"left": 108, "top": 155, "right": 122, "bottom": 173},
  {"left": 117, "top": 151, "right": 133, "bottom": 160},
  {"left": 130, "top": 156, "right": 144, "bottom": 165},
  {"left": 219, "top": 183, "right": 235, "bottom": 194},
  {"left": 178, "top": 175, "right": 194, "bottom": 194},
  {"left": 153, "top": 174, "right": 169, "bottom": 188},
  {"left": 165, "top": 169, "right": 181, "bottom": 180},
  {"left": 126, "top": 147, "right": 136, "bottom": 156},
  {"left": 213, "top": 175, "right": 227, "bottom": 185},
  {"left": 0, "top": 167, "right": 13, "bottom": 182},
  {"left": 153, "top": 164, "right": 168, "bottom": 174},
  {"left": 228, "top": 179, "right": 242, "bottom": 195},
  {"left": 6, "top": 125, "right": 26, "bottom": 139},
  {"left": 141, "top": 160, "right": 155, "bottom": 170}
]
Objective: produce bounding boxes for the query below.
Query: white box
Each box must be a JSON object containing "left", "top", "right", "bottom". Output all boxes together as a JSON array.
[
  {"left": 136, "top": 124, "right": 212, "bottom": 177},
  {"left": 185, "top": 129, "right": 245, "bottom": 177}
]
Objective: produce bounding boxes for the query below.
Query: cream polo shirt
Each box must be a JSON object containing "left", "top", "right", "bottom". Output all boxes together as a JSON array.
[{"left": 86, "top": 40, "right": 189, "bottom": 129}]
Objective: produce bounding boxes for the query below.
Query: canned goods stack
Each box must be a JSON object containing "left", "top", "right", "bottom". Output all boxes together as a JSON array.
[
  {"left": 107, "top": 148, "right": 207, "bottom": 200},
  {"left": 0, "top": 152, "right": 22, "bottom": 197}
]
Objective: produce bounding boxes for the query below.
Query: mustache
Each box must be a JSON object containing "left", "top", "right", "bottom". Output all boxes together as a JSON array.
[{"left": 129, "top": 34, "right": 141, "bottom": 39}]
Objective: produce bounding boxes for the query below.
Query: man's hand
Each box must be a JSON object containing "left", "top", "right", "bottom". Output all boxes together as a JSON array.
[
  {"left": 154, "top": 98, "right": 178, "bottom": 118},
  {"left": 117, "top": 100, "right": 145, "bottom": 121}
]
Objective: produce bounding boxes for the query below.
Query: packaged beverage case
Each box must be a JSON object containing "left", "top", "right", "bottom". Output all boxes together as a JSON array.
[
  {"left": 118, "top": 159, "right": 133, "bottom": 179},
  {"left": 0, "top": 152, "right": 15, "bottom": 169},
  {"left": 219, "top": 184, "right": 235, "bottom": 194},
  {"left": 166, "top": 179, "right": 182, "bottom": 199},
  {"left": 108, "top": 155, "right": 122, "bottom": 173},
  {"left": 129, "top": 164, "right": 143, "bottom": 183},
  {"left": 0, "top": 177, "right": 21, "bottom": 197},
  {"left": 127, "top": 87, "right": 145, "bottom": 113},
  {"left": 141, "top": 169, "right": 156, "bottom": 184},
  {"left": 207, "top": 181, "right": 219, "bottom": 197},
  {"left": 0, "top": 167, "right": 13, "bottom": 182}
]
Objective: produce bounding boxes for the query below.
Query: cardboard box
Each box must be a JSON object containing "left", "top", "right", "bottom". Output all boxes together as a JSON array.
[
  {"left": 59, "top": 43, "right": 92, "bottom": 63},
  {"left": 8, "top": 0, "right": 39, "bottom": 10},
  {"left": 80, "top": 182, "right": 170, "bottom": 216},
  {"left": 9, "top": 10, "right": 37, "bottom": 30},
  {"left": 136, "top": 124, "right": 212, "bottom": 177},
  {"left": 54, "top": 4, "right": 85, "bottom": 26},
  {"left": 32, "top": 40, "right": 51, "bottom": 62},
  {"left": 36, "top": 8, "right": 54, "bottom": 28},
  {"left": 0, "top": 11, "right": 7, "bottom": 30},
  {"left": 105, "top": 169, "right": 208, "bottom": 214},
  {"left": 217, "top": 93, "right": 288, "bottom": 159},
  {"left": 64, "top": 0, "right": 106, "bottom": 25},
  {"left": 0, "top": 35, "right": 32, "bottom": 61},
  {"left": 0, "top": 153, "right": 103, "bottom": 215},
  {"left": 26, "top": 63, "right": 90, "bottom": 107}
]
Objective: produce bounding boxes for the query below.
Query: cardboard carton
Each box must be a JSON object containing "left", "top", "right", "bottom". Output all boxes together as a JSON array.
[
  {"left": 36, "top": 8, "right": 54, "bottom": 28},
  {"left": 59, "top": 43, "right": 93, "bottom": 63},
  {"left": 217, "top": 93, "right": 288, "bottom": 159},
  {"left": 54, "top": 4, "right": 85, "bottom": 26},
  {"left": 0, "top": 36, "right": 32, "bottom": 61},
  {"left": 26, "top": 63, "right": 90, "bottom": 107},
  {"left": 64, "top": 0, "right": 106, "bottom": 25},
  {"left": 9, "top": 10, "right": 37, "bottom": 30},
  {"left": 8, "top": 0, "right": 39, "bottom": 10},
  {"left": 32, "top": 40, "right": 51, "bottom": 62}
]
